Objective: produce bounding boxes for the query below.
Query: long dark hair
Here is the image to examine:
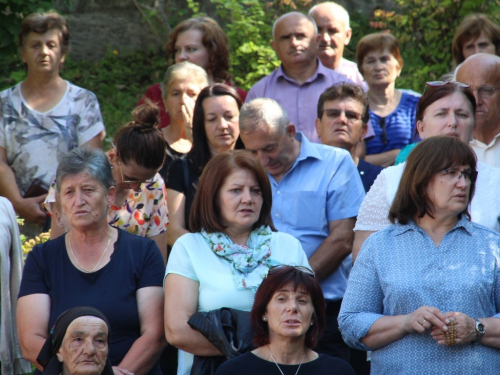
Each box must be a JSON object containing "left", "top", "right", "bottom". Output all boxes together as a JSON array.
[{"left": 188, "top": 84, "right": 244, "bottom": 174}]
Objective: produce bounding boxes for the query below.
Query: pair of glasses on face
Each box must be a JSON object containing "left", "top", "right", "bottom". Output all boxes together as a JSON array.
[
  {"left": 117, "top": 162, "right": 155, "bottom": 186},
  {"left": 322, "top": 109, "right": 363, "bottom": 124},
  {"left": 426, "top": 81, "right": 500, "bottom": 99},
  {"left": 439, "top": 168, "right": 478, "bottom": 183},
  {"left": 267, "top": 265, "right": 315, "bottom": 278}
]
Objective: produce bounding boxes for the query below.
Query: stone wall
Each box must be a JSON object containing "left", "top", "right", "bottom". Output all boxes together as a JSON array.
[{"left": 57, "top": 0, "right": 388, "bottom": 62}]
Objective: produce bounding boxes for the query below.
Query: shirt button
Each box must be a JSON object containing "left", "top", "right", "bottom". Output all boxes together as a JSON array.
[
  {"left": 275, "top": 214, "right": 280, "bottom": 218},
  {"left": 437, "top": 266, "right": 442, "bottom": 270},
  {"left": 277, "top": 191, "right": 281, "bottom": 194}
]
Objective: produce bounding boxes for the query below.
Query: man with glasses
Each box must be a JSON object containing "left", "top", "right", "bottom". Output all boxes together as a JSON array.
[
  {"left": 316, "top": 83, "right": 383, "bottom": 192},
  {"left": 239, "top": 98, "right": 365, "bottom": 362},
  {"left": 456, "top": 53, "right": 500, "bottom": 167}
]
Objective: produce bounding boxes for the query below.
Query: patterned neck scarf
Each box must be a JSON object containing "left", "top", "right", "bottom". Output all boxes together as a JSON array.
[{"left": 201, "top": 225, "right": 280, "bottom": 291}]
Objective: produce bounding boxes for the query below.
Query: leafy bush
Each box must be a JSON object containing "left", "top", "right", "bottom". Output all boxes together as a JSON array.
[{"left": 373, "top": 0, "right": 500, "bottom": 91}]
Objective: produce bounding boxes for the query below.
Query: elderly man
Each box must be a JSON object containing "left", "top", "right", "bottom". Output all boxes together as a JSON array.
[
  {"left": 309, "top": 2, "right": 365, "bottom": 88},
  {"left": 316, "top": 83, "right": 383, "bottom": 192},
  {"left": 245, "top": 12, "right": 357, "bottom": 143},
  {"left": 456, "top": 53, "right": 500, "bottom": 168},
  {"left": 239, "top": 98, "right": 365, "bottom": 361}
]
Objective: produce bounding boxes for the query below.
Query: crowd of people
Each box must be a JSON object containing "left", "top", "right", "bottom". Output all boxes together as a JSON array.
[{"left": 2, "top": 2, "right": 500, "bottom": 375}]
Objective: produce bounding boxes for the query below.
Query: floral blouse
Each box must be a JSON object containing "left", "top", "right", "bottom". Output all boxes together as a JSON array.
[{"left": 44, "top": 173, "right": 168, "bottom": 237}]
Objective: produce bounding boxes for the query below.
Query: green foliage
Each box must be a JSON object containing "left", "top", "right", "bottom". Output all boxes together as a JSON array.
[
  {"left": 374, "top": 0, "right": 500, "bottom": 92},
  {"left": 0, "top": 0, "right": 63, "bottom": 54},
  {"left": 0, "top": 48, "right": 166, "bottom": 146}
]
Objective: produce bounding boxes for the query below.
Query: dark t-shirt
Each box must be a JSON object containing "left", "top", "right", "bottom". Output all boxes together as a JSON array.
[
  {"left": 159, "top": 141, "right": 187, "bottom": 183},
  {"left": 165, "top": 157, "right": 200, "bottom": 229},
  {"left": 215, "top": 352, "right": 355, "bottom": 375},
  {"left": 18, "top": 229, "right": 165, "bottom": 374},
  {"left": 357, "top": 158, "right": 384, "bottom": 193}
]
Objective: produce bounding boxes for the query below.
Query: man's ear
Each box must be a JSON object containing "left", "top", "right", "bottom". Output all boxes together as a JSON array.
[
  {"left": 315, "top": 118, "right": 322, "bottom": 140},
  {"left": 286, "top": 123, "right": 297, "bottom": 139},
  {"left": 345, "top": 28, "right": 352, "bottom": 45},
  {"left": 271, "top": 40, "right": 277, "bottom": 52}
]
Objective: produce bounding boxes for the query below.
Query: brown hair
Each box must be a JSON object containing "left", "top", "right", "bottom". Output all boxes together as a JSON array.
[
  {"left": 189, "top": 150, "right": 275, "bottom": 233},
  {"left": 356, "top": 32, "right": 403, "bottom": 76},
  {"left": 113, "top": 99, "right": 166, "bottom": 171},
  {"left": 389, "top": 136, "right": 477, "bottom": 224},
  {"left": 251, "top": 266, "right": 326, "bottom": 348},
  {"left": 317, "top": 83, "right": 369, "bottom": 126},
  {"left": 417, "top": 84, "right": 476, "bottom": 123},
  {"left": 188, "top": 83, "right": 243, "bottom": 173},
  {"left": 452, "top": 14, "right": 500, "bottom": 66},
  {"left": 18, "top": 11, "right": 70, "bottom": 56},
  {"left": 165, "top": 17, "right": 231, "bottom": 83}
]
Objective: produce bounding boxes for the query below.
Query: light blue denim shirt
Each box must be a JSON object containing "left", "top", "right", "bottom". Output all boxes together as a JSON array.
[
  {"left": 339, "top": 217, "right": 500, "bottom": 375},
  {"left": 269, "top": 132, "right": 365, "bottom": 301}
]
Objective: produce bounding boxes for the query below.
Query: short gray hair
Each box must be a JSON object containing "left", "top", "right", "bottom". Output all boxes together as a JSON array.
[
  {"left": 272, "top": 12, "right": 318, "bottom": 41},
  {"left": 239, "top": 98, "right": 289, "bottom": 135},
  {"left": 161, "top": 61, "right": 209, "bottom": 100},
  {"left": 56, "top": 147, "right": 115, "bottom": 193},
  {"left": 308, "top": 2, "right": 351, "bottom": 31}
]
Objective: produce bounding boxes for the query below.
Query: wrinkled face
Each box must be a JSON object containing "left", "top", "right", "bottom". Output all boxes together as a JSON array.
[
  {"left": 456, "top": 62, "right": 500, "bottom": 134},
  {"left": 417, "top": 92, "right": 475, "bottom": 143},
  {"left": 56, "top": 316, "right": 108, "bottom": 375},
  {"left": 59, "top": 172, "right": 115, "bottom": 230},
  {"left": 203, "top": 95, "right": 240, "bottom": 155},
  {"left": 21, "top": 29, "right": 65, "bottom": 74},
  {"left": 425, "top": 165, "right": 472, "bottom": 219},
  {"left": 164, "top": 76, "right": 206, "bottom": 123},
  {"left": 263, "top": 283, "right": 314, "bottom": 342},
  {"left": 174, "top": 29, "right": 211, "bottom": 71},
  {"left": 310, "top": 6, "right": 351, "bottom": 68},
  {"left": 218, "top": 169, "right": 263, "bottom": 236},
  {"left": 271, "top": 15, "right": 318, "bottom": 68},
  {"left": 241, "top": 124, "right": 296, "bottom": 181},
  {"left": 315, "top": 98, "right": 366, "bottom": 150},
  {"left": 361, "top": 48, "right": 401, "bottom": 87},
  {"left": 462, "top": 31, "right": 497, "bottom": 60}
]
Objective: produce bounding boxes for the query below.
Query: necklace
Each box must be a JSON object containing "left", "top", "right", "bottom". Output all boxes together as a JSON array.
[
  {"left": 68, "top": 230, "right": 112, "bottom": 273},
  {"left": 267, "top": 345, "right": 305, "bottom": 375}
]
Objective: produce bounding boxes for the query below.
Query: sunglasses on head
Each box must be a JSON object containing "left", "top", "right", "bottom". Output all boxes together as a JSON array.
[{"left": 267, "top": 265, "right": 315, "bottom": 278}]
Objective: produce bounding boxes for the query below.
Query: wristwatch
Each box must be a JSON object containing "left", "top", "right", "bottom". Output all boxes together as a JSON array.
[{"left": 475, "top": 319, "right": 486, "bottom": 344}]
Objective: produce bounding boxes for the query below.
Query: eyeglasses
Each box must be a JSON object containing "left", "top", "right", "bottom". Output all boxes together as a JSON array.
[
  {"left": 117, "top": 162, "right": 155, "bottom": 186},
  {"left": 322, "top": 109, "right": 363, "bottom": 124},
  {"left": 267, "top": 265, "right": 315, "bottom": 278},
  {"left": 474, "top": 86, "right": 500, "bottom": 99},
  {"left": 439, "top": 168, "right": 478, "bottom": 183},
  {"left": 379, "top": 117, "right": 387, "bottom": 145},
  {"left": 425, "top": 81, "right": 471, "bottom": 89}
]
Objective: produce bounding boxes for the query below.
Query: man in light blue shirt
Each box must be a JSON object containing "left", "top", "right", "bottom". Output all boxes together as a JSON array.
[{"left": 239, "top": 98, "right": 365, "bottom": 361}]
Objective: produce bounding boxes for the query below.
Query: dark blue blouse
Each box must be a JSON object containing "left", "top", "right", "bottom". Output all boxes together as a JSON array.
[{"left": 19, "top": 229, "right": 165, "bottom": 374}]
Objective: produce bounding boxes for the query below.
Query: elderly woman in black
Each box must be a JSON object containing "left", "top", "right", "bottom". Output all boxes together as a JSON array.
[
  {"left": 37, "top": 306, "right": 113, "bottom": 375},
  {"left": 18, "top": 147, "right": 166, "bottom": 375},
  {"left": 215, "top": 266, "right": 355, "bottom": 375}
]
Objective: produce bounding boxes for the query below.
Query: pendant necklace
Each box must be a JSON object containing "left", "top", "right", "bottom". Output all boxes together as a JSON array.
[
  {"left": 68, "top": 230, "right": 112, "bottom": 273},
  {"left": 267, "top": 345, "right": 305, "bottom": 375}
]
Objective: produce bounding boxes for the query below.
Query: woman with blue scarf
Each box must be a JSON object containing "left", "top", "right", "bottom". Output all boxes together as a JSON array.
[{"left": 164, "top": 150, "right": 309, "bottom": 375}]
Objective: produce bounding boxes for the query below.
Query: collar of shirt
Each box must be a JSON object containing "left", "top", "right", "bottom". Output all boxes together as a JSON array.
[
  {"left": 275, "top": 58, "right": 328, "bottom": 85},
  {"left": 392, "top": 216, "right": 474, "bottom": 237},
  {"left": 288, "top": 132, "right": 323, "bottom": 171},
  {"left": 470, "top": 131, "right": 500, "bottom": 148}
]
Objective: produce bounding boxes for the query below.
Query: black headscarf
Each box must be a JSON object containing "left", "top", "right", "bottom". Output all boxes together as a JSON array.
[{"left": 37, "top": 306, "right": 114, "bottom": 375}]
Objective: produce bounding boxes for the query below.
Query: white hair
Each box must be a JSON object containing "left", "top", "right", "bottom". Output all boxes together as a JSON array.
[
  {"left": 272, "top": 12, "right": 318, "bottom": 41},
  {"left": 239, "top": 98, "right": 289, "bottom": 135},
  {"left": 309, "top": 2, "right": 351, "bottom": 31}
]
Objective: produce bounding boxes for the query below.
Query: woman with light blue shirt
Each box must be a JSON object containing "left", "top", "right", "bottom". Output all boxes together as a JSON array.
[
  {"left": 164, "top": 150, "right": 309, "bottom": 375},
  {"left": 339, "top": 136, "right": 500, "bottom": 375}
]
